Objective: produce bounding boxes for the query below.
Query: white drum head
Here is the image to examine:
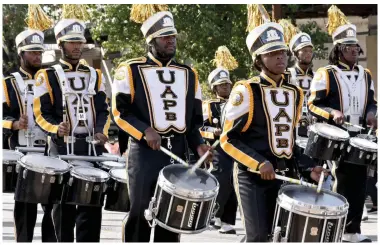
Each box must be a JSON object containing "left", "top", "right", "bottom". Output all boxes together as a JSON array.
[
  {"left": 311, "top": 123, "right": 349, "bottom": 141},
  {"left": 350, "top": 137, "right": 378, "bottom": 152},
  {"left": 19, "top": 155, "right": 70, "bottom": 174}
]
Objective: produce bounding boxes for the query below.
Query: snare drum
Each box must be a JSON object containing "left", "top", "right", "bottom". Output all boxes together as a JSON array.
[
  {"left": 3, "top": 150, "right": 24, "bottom": 193},
  {"left": 105, "top": 168, "right": 130, "bottom": 212},
  {"left": 305, "top": 123, "right": 349, "bottom": 161},
  {"left": 15, "top": 155, "right": 70, "bottom": 204},
  {"left": 147, "top": 164, "right": 219, "bottom": 234},
  {"left": 62, "top": 166, "right": 109, "bottom": 206},
  {"left": 272, "top": 185, "right": 348, "bottom": 242},
  {"left": 295, "top": 138, "right": 317, "bottom": 170},
  {"left": 99, "top": 161, "right": 125, "bottom": 172},
  {"left": 343, "top": 137, "right": 377, "bottom": 166},
  {"left": 69, "top": 160, "right": 94, "bottom": 169}
]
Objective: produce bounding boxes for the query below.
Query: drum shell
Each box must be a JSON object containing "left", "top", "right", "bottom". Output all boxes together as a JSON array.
[
  {"left": 3, "top": 162, "right": 18, "bottom": 193},
  {"left": 14, "top": 165, "right": 68, "bottom": 204},
  {"left": 304, "top": 130, "right": 347, "bottom": 161},
  {"left": 274, "top": 206, "right": 345, "bottom": 242},
  {"left": 62, "top": 175, "right": 107, "bottom": 207},
  {"left": 342, "top": 144, "right": 377, "bottom": 166},
  {"left": 154, "top": 184, "right": 216, "bottom": 234},
  {"left": 104, "top": 178, "right": 130, "bottom": 212}
]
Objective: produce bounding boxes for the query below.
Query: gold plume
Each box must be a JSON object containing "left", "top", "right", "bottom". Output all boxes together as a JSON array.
[
  {"left": 25, "top": 4, "right": 53, "bottom": 31},
  {"left": 247, "top": 4, "right": 271, "bottom": 32},
  {"left": 278, "top": 19, "right": 299, "bottom": 44},
  {"left": 130, "top": 4, "right": 169, "bottom": 24},
  {"left": 62, "top": 4, "right": 90, "bottom": 21},
  {"left": 213, "top": 46, "right": 238, "bottom": 71},
  {"left": 326, "top": 5, "right": 350, "bottom": 35}
]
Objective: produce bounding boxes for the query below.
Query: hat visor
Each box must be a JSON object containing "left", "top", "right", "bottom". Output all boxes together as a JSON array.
[
  {"left": 334, "top": 38, "right": 358, "bottom": 45},
  {"left": 18, "top": 45, "right": 44, "bottom": 54},
  {"left": 58, "top": 35, "right": 86, "bottom": 44},
  {"left": 259, "top": 44, "right": 288, "bottom": 55},
  {"left": 212, "top": 79, "right": 232, "bottom": 87},
  {"left": 156, "top": 30, "right": 177, "bottom": 38},
  {"left": 293, "top": 43, "right": 314, "bottom": 52}
]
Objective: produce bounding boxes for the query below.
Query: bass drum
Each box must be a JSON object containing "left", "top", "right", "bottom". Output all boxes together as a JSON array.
[{"left": 3, "top": 150, "right": 24, "bottom": 193}]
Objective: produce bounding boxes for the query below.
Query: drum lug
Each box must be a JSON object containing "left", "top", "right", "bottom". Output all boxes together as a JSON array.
[
  {"left": 23, "top": 169, "right": 28, "bottom": 179},
  {"left": 340, "top": 143, "right": 345, "bottom": 150},
  {"left": 15, "top": 164, "right": 20, "bottom": 173},
  {"left": 41, "top": 174, "right": 45, "bottom": 184},
  {"left": 113, "top": 182, "right": 118, "bottom": 191},
  {"left": 373, "top": 153, "right": 377, "bottom": 161},
  {"left": 366, "top": 154, "right": 371, "bottom": 160},
  {"left": 334, "top": 143, "right": 338, "bottom": 149},
  {"left": 59, "top": 175, "right": 64, "bottom": 184},
  {"left": 144, "top": 197, "right": 156, "bottom": 221},
  {"left": 85, "top": 182, "right": 89, "bottom": 192},
  {"left": 347, "top": 146, "right": 351, "bottom": 153},
  {"left": 359, "top": 151, "right": 364, "bottom": 159},
  {"left": 272, "top": 226, "right": 282, "bottom": 243},
  {"left": 50, "top": 176, "right": 56, "bottom": 184},
  {"left": 313, "top": 135, "right": 319, "bottom": 143},
  {"left": 328, "top": 140, "right": 332, "bottom": 148},
  {"left": 103, "top": 183, "right": 108, "bottom": 193},
  {"left": 68, "top": 177, "right": 73, "bottom": 186}
]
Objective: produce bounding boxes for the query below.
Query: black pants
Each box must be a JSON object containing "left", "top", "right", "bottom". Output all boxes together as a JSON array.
[
  {"left": 123, "top": 137, "right": 186, "bottom": 242},
  {"left": 366, "top": 174, "right": 377, "bottom": 206},
  {"left": 13, "top": 201, "right": 56, "bottom": 242},
  {"left": 233, "top": 163, "right": 283, "bottom": 242},
  {"left": 333, "top": 161, "right": 368, "bottom": 234},
  {"left": 211, "top": 146, "right": 237, "bottom": 225},
  {"left": 49, "top": 137, "right": 104, "bottom": 242}
]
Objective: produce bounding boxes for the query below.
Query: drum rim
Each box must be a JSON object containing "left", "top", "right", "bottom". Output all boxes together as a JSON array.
[
  {"left": 100, "top": 161, "right": 125, "bottom": 169},
  {"left": 277, "top": 185, "right": 349, "bottom": 216},
  {"left": 69, "top": 160, "right": 94, "bottom": 168},
  {"left": 3, "top": 150, "right": 24, "bottom": 162},
  {"left": 155, "top": 219, "right": 208, "bottom": 234},
  {"left": 18, "top": 155, "right": 70, "bottom": 174},
  {"left": 349, "top": 137, "right": 378, "bottom": 152},
  {"left": 158, "top": 165, "right": 219, "bottom": 199},
  {"left": 310, "top": 123, "right": 350, "bottom": 141},
  {"left": 70, "top": 166, "right": 110, "bottom": 182},
  {"left": 109, "top": 168, "right": 128, "bottom": 184}
]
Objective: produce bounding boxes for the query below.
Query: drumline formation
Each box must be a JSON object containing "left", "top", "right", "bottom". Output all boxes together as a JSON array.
[{"left": 2, "top": 3, "right": 378, "bottom": 243}]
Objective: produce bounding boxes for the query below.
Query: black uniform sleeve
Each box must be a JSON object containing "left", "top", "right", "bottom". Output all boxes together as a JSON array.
[
  {"left": 2, "top": 78, "right": 18, "bottom": 139},
  {"left": 94, "top": 70, "right": 111, "bottom": 137}
]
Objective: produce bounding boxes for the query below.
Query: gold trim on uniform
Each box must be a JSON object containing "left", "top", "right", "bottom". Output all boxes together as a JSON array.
[
  {"left": 221, "top": 119, "right": 260, "bottom": 170},
  {"left": 3, "top": 120, "right": 13, "bottom": 129},
  {"left": 232, "top": 162, "right": 247, "bottom": 237},
  {"left": 96, "top": 69, "right": 102, "bottom": 91},
  {"left": 3, "top": 79, "right": 11, "bottom": 106},
  {"left": 200, "top": 131, "right": 215, "bottom": 140},
  {"left": 242, "top": 81, "right": 254, "bottom": 133},
  {"left": 33, "top": 96, "right": 59, "bottom": 134},
  {"left": 111, "top": 94, "right": 143, "bottom": 140},
  {"left": 20, "top": 67, "right": 32, "bottom": 80},
  {"left": 11, "top": 80, "right": 24, "bottom": 115}
]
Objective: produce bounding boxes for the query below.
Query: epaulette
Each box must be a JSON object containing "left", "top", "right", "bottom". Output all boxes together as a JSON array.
[
  {"left": 364, "top": 68, "right": 373, "bottom": 77},
  {"left": 116, "top": 57, "right": 147, "bottom": 70}
]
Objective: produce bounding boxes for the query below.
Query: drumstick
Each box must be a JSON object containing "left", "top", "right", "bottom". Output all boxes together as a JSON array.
[
  {"left": 344, "top": 122, "right": 365, "bottom": 130},
  {"left": 248, "top": 169, "right": 317, "bottom": 188},
  {"left": 188, "top": 140, "right": 220, "bottom": 174},
  {"left": 143, "top": 137, "right": 188, "bottom": 166},
  {"left": 316, "top": 163, "right": 327, "bottom": 194}
]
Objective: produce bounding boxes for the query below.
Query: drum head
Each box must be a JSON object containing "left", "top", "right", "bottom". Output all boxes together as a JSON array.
[
  {"left": 69, "top": 160, "right": 94, "bottom": 168},
  {"left": 160, "top": 164, "right": 219, "bottom": 199},
  {"left": 350, "top": 137, "right": 378, "bottom": 152},
  {"left": 71, "top": 166, "right": 109, "bottom": 182},
  {"left": 110, "top": 168, "right": 128, "bottom": 184},
  {"left": 296, "top": 137, "right": 308, "bottom": 149},
  {"left": 279, "top": 185, "right": 348, "bottom": 216},
  {"left": 3, "top": 150, "right": 24, "bottom": 162},
  {"left": 311, "top": 123, "right": 349, "bottom": 141},
  {"left": 19, "top": 155, "right": 69, "bottom": 174},
  {"left": 357, "top": 134, "right": 377, "bottom": 142},
  {"left": 100, "top": 161, "right": 125, "bottom": 170}
]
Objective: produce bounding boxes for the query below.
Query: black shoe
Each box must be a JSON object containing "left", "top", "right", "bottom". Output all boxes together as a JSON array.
[{"left": 368, "top": 207, "right": 377, "bottom": 213}]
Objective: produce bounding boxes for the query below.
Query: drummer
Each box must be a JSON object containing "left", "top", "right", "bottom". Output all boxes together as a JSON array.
[
  {"left": 2, "top": 5, "right": 56, "bottom": 242},
  {"left": 111, "top": 4, "right": 212, "bottom": 242},
  {"left": 308, "top": 5, "right": 377, "bottom": 243},
  {"left": 220, "top": 5, "right": 325, "bottom": 242},
  {"left": 33, "top": 4, "right": 110, "bottom": 242},
  {"left": 200, "top": 46, "right": 238, "bottom": 234}
]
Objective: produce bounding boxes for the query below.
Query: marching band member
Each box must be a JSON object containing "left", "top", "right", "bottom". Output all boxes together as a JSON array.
[
  {"left": 33, "top": 4, "right": 110, "bottom": 242},
  {"left": 284, "top": 19, "right": 315, "bottom": 137},
  {"left": 220, "top": 5, "right": 324, "bottom": 242},
  {"left": 2, "top": 5, "right": 56, "bottom": 242},
  {"left": 201, "top": 46, "right": 238, "bottom": 234},
  {"left": 111, "top": 4, "right": 211, "bottom": 242},
  {"left": 308, "top": 5, "right": 377, "bottom": 242}
]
